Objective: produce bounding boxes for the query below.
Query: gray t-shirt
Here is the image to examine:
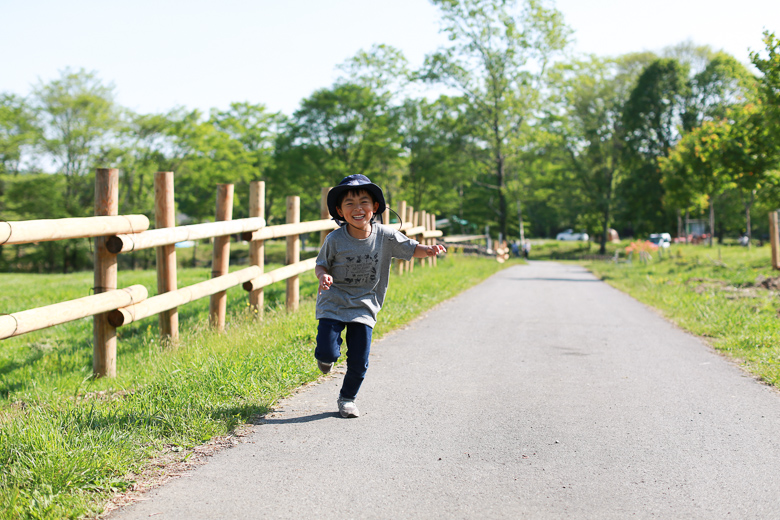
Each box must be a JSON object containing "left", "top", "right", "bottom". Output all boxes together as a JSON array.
[{"left": 315, "top": 223, "right": 418, "bottom": 327}]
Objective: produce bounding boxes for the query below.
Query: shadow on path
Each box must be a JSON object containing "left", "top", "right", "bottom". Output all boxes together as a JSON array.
[
  {"left": 254, "top": 412, "right": 338, "bottom": 425},
  {"left": 507, "top": 277, "right": 601, "bottom": 283}
]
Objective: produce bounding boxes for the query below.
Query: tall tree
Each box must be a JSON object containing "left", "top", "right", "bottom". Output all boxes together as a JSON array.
[
  {"left": 659, "top": 119, "right": 735, "bottom": 246},
  {"left": 0, "top": 93, "right": 38, "bottom": 176},
  {"left": 422, "top": 0, "right": 570, "bottom": 239},
  {"left": 620, "top": 58, "right": 690, "bottom": 235},
  {"left": 31, "top": 68, "right": 119, "bottom": 215},
  {"left": 549, "top": 53, "right": 656, "bottom": 252},
  {"left": 165, "top": 110, "right": 257, "bottom": 222},
  {"left": 210, "top": 102, "right": 283, "bottom": 179},
  {"left": 397, "top": 95, "right": 481, "bottom": 219},
  {"left": 684, "top": 51, "right": 756, "bottom": 130},
  {"left": 722, "top": 102, "right": 780, "bottom": 245},
  {"left": 750, "top": 31, "right": 780, "bottom": 129},
  {"left": 274, "top": 83, "right": 402, "bottom": 221},
  {"left": 0, "top": 93, "right": 39, "bottom": 235},
  {"left": 336, "top": 44, "right": 411, "bottom": 97},
  {"left": 110, "top": 111, "right": 180, "bottom": 216}
]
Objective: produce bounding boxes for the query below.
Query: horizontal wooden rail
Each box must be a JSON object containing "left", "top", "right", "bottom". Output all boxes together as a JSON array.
[
  {"left": 108, "top": 266, "right": 265, "bottom": 326},
  {"left": 442, "top": 234, "right": 488, "bottom": 243},
  {"left": 423, "top": 230, "right": 443, "bottom": 239},
  {"left": 241, "top": 219, "right": 337, "bottom": 242},
  {"left": 0, "top": 285, "right": 148, "bottom": 340},
  {"left": 0, "top": 215, "right": 149, "bottom": 246},
  {"left": 242, "top": 257, "right": 317, "bottom": 292},
  {"left": 106, "top": 217, "right": 266, "bottom": 253},
  {"left": 406, "top": 225, "right": 426, "bottom": 236}
]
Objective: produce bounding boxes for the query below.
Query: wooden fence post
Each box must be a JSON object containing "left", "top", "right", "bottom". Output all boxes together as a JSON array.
[
  {"left": 286, "top": 196, "right": 301, "bottom": 312},
  {"left": 320, "top": 187, "right": 331, "bottom": 247},
  {"left": 209, "top": 184, "right": 233, "bottom": 331},
  {"left": 408, "top": 207, "right": 416, "bottom": 273},
  {"left": 426, "top": 212, "right": 434, "bottom": 267},
  {"left": 249, "top": 181, "right": 265, "bottom": 318},
  {"left": 430, "top": 213, "right": 438, "bottom": 268},
  {"left": 397, "top": 200, "right": 407, "bottom": 275},
  {"left": 93, "top": 168, "right": 118, "bottom": 378},
  {"left": 420, "top": 210, "right": 428, "bottom": 268},
  {"left": 771, "top": 211, "right": 780, "bottom": 270},
  {"left": 155, "top": 171, "right": 178, "bottom": 342}
]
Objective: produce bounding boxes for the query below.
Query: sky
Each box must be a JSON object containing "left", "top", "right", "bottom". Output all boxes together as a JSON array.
[{"left": 1, "top": 0, "right": 778, "bottom": 117}]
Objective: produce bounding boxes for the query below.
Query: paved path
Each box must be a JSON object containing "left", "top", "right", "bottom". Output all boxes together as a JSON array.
[{"left": 111, "top": 262, "right": 780, "bottom": 519}]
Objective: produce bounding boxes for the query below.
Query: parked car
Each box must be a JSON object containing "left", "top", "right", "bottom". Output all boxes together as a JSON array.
[
  {"left": 649, "top": 233, "right": 671, "bottom": 248},
  {"left": 556, "top": 229, "right": 589, "bottom": 241}
]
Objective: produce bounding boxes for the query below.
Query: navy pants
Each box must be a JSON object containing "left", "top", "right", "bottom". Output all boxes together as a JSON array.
[{"left": 315, "top": 319, "right": 373, "bottom": 401}]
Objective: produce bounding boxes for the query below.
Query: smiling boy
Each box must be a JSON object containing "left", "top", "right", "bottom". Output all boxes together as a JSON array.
[{"left": 314, "top": 174, "right": 445, "bottom": 418}]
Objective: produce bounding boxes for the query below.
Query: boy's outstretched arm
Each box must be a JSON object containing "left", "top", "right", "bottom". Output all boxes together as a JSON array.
[
  {"left": 413, "top": 244, "right": 446, "bottom": 258},
  {"left": 315, "top": 265, "right": 333, "bottom": 293}
]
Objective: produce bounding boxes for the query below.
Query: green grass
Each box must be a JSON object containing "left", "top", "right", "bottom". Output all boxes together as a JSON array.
[
  {"left": 0, "top": 253, "right": 511, "bottom": 519},
  {"left": 581, "top": 243, "right": 780, "bottom": 388},
  {"left": 528, "top": 238, "right": 631, "bottom": 260}
]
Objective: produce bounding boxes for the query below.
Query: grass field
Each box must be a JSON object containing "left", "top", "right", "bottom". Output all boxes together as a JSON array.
[
  {"left": 0, "top": 252, "right": 512, "bottom": 519},
  {"left": 574, "top": 241, "right": 780, "bottom": 389}
]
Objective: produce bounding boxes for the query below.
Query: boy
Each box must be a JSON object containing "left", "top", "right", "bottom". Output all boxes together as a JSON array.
[{"left": 314, "top": 174, "right": 445, "bottom": 418}]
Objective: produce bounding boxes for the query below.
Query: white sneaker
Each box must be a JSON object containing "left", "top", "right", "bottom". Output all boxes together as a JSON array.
[{"left": 337, "top": 397, "right": 360, "bottom": 418}]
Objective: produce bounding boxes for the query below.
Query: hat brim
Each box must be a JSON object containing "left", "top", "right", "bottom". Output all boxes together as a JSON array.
[{"left": 327, "top": 183, "right": 387, "bottom": 222}]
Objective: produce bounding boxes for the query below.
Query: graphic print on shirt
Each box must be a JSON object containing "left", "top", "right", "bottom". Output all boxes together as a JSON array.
[{"left": 342, "top": 252, "right": 380, "bottom": 285}]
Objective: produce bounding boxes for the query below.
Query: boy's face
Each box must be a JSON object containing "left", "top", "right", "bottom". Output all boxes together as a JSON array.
[{"left": 337, "top": 190, "right": 379, "bottom": 231}]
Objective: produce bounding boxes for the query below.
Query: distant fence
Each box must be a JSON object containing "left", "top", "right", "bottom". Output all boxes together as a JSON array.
[{"left": 0, "top": 169, "right": 443, "bottom": 378}]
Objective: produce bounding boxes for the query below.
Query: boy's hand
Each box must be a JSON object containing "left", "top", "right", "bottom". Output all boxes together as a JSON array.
[
  {"left": 318, "top": 273, "right": 333, "bottom": 293},
  {"left": 426, "top": 244, "right": 446, "bottom": 257}
]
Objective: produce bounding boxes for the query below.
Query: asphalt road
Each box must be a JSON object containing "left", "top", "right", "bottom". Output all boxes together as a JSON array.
[{"left": 110, "top": 261, "right": 780, "bottom": 519}]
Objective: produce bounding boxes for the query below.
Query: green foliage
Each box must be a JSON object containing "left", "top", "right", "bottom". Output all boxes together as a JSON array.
[
  {"left": 660, "top": 119, "right": 734, "bottom": 210},
  {"left": 273, "top": 83, "right": 403, "bottom": 221},
  {"left": 750, "top": 31, "right": 780, "bottom": 130},
  {"left": 422, "top": 0, "right": 571, "bottom": 238},
  {"left": 619, "top": 58, "right": 690, "bottom": 235},
  {"left": 684, "top": 51, "right": 756, "bottom": 128},
  {"left": 110, "top": 111, "right": 184, "bottom": 218},
  {"left": 336, "top": 43, "right": 411, "bottom": 96},
  {"left": 31, "top": 68, "right": 119, "bottom": 183},
  {"left": 546, "top": 56, "right": 636, "bottom": 252},
  {"left": 0, "top": 93, "right": 38, "bottom": 176},
  {"left": 397, "top": 96, "right": 481, "bottom": 216}
]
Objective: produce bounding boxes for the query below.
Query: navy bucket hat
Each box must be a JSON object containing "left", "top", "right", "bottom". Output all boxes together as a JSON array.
[{"left": 327, "top": 174, "right": 387, "bottom": 223}]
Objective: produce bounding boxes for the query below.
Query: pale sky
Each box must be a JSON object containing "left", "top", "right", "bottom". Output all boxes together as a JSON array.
[{"left": 1, "top": 0, "right": 778, "bottom": 117}]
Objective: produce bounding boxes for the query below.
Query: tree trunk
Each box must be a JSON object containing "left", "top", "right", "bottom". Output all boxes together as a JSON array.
[
  {"left": 517, "top": 199, "right": 525, "bottom": 243},
  {"left": 599, "top": 167, "right": 615, "bottom": 255},
  {"left": 709, "top": 197, "right": 715, "bottom": 247},
  {"left": 677, "top": 209, "right": 682, "bottom": 242},
  {"left": 492, "top": 112, "right": 508, "bottom": 240},
  {"left": 745, "top": 189, "right": 755, "bottom": 250},
  {"left": 600, "top": 204, "right": 610, "bottom": 255},
  {"left": 496, "top": 156, "right": 507, "bottom": 239}
]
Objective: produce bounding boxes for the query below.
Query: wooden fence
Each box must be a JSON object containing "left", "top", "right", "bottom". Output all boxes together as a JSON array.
[{"left": 0, "top": 169, "right": 443, "bottom": 377}]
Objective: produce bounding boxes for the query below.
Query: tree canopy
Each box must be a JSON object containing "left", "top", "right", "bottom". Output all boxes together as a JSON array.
[{"left": 2, "top": 12, "right": 780, "bottom": 272}]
